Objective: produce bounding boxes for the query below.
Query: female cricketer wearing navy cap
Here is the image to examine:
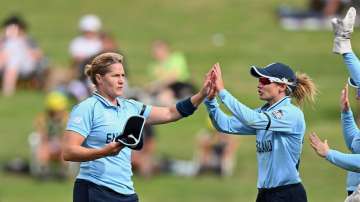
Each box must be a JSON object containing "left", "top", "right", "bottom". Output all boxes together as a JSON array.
[
  {"left": 204, "top": 63, "right": 317, "bottom": 202},
  {"left": 309, "top": 6, "right": 360, "bottom": 200},
  {"left": 62, "top": 52, "right": 210, "bottom": 202}
]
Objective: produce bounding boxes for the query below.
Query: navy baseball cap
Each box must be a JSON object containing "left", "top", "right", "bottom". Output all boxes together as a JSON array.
[{"left": 250, "top": 62, "right": 297, "bottom": 90}]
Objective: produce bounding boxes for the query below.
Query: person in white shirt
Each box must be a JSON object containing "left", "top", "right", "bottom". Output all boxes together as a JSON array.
[{"left": 69, "top": 14, "right": 103, "bottom": 78}]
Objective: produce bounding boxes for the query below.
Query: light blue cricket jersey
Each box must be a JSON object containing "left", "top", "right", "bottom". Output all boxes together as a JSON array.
[
  {"left": 343, "top": 52, "right": 360, "bottom": 87},
  {"left": 340, "top": 52, "right": 360, "bottom": 191},
  {"left": 327, "top": 110, "right": 360, "bottom": 191},
  {"left": 204, "top": 89, "right": 305, "bottom": 188},
  {"left": 66, "top": 92, "right": 151, "bottom": 195}
]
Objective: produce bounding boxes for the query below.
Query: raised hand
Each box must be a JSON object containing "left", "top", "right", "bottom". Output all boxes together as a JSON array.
[
  {"left": 309, "top": 132, "right": 330, "bottom": 158},
  {"left": 207, "top": 69, "right": 218, "bottom": 99},
  {"left": 332, "top": 7, "right": 356, "bottom": 39},
  {"left": 201, "top": 68, "right": 214, "bottom": 98},
  {"left": 340, "top": 84, "right": 350, "bottom": 112},
  {"left": 212, "top": 63, "right": 224, "bottom": 92},
  {"left": 332, "top": 7, "right": 356, "bottom": 54}
]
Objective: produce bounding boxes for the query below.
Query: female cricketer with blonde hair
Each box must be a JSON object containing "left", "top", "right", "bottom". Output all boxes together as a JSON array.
[
  {"left": 62, "top": 52, "right": 211, "bottom": 202},
  {"left": 204, "top": 62, "right": 317, "bottom": 202}
]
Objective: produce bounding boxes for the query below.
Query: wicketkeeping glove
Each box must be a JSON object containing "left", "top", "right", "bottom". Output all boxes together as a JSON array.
[
  {"left": 332, "top": 7, "right": 356, "bottom": 54},
  {"left": 115, "top": 115, "right": 146, "bottom": 150}
]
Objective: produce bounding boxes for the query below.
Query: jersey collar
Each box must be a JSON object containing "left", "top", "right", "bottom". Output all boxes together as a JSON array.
[
  {"left": 93, "top": 91, "right": 123, "bottom": 108},
  {"left": 261, "top": 96, "right": 291, "bottom": 111}
]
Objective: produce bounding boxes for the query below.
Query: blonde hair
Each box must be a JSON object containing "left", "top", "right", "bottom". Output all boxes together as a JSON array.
[
  {"left": 84, "top": 52, "right": 123, "bottom": 85},
  {"left": 291, "top": 72, "right": 318, "bottom": 106}
]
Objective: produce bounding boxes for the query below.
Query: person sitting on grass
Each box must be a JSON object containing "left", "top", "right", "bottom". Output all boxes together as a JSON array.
[{"left": 29, "top": 91, "right": 69, "bottom": 180}]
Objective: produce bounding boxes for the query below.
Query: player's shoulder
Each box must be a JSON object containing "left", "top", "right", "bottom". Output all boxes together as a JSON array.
[
  {"left": 71, "top": 96, "right": 99, "bottom": 112},
  {"left": 120, "top": 98, "right": 144, "bottom": 108}
]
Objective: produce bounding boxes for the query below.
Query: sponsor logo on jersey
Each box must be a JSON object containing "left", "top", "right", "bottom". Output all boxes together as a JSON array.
[{"left": 106, "top": 132, "right": 121, "bottom": 143}]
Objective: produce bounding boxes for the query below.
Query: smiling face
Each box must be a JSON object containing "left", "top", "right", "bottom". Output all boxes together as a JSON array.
[
  {"left": 257, "top": 77, "right": 287, "bottom": 105},
  {"left": 96, "top": 62, "right": 125, "bottom": 103}
]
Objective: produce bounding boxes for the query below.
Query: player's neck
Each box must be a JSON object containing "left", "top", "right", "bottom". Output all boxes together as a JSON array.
[
  {"left": 97, "top": 90, "right": 118, "bottom": 106},
  {"left": 267, "top": 95, "right": 286, "bottom": 106}
]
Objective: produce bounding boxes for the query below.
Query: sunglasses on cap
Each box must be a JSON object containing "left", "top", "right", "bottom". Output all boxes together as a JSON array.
[
  {"left": 259, "top": 76, "right": 296, "bottom": 85},
  {"left": 259, "top": 77, "right": 272, "bottom": 85}
]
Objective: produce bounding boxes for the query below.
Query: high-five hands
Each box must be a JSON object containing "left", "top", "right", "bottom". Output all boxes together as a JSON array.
[
  {"left": 211, "top": 63, "right": 224, "bottom": 92},
  {"left": 204, "top": 63, "right": 225, "bottom": 100}
]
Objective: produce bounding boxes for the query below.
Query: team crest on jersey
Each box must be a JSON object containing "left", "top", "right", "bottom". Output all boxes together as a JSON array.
[{"left": 272, "top": 110, "right": 283, "bottom": 119}]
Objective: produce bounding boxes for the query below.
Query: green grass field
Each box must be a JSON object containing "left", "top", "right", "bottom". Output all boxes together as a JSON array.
[{"left": 0, "top": 0, "right": 359, "bottom": 201}]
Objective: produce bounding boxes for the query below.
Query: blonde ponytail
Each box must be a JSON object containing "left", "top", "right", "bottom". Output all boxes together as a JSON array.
[{"left": 292, "top": 72, "right": 318, "bottom": 106}]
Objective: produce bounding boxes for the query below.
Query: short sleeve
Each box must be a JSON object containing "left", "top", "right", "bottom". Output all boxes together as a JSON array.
[
  {"left": 66, "top": 102, "right": 93, "bottom": 137},
  {"left": 127, "top": 99, "right": 152, "bottom": 118}
]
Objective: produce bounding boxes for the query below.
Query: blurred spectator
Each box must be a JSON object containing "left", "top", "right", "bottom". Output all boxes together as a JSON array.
[
  {"left": 195, "top": 118, "right": 239, "bottom": 177},
  {"left": 147, "top": 40, "right": 196, "bottom": 106},
  {"left": 28, "top": 91, "right": 69, "bottom": 180},
  {"left": 131, "top": 123, "right": 157, "bottom": 178},
  {"left": 67, "top": 14, "right": 128, "bottom": 102},
  {"left": 308, "top": 0, "right": 350, "bottom": 17},
  {"left": 100, "top": 32, "right": 118, "bottom": 53},
  {"left": 160, "top": 118, "right": 239, "bottom": 178},
  {"left": 278, "top": 0, "right": 356, "bottom": 30},
  {"left": 0, "top": 14, "right": 46, "bottom": 96},
  {"left": 69, "top": 14, "right": 103, "bottom": 77}
]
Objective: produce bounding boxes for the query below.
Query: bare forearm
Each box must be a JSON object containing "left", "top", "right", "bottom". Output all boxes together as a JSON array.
[
  {"left": 148, "top": 92, "right": 205, "bottom": 125},
  {"left": 148, "top": 106, "right": 182, "bottom": 125},
  {"left": 63, "top": 145, "right": 106, "bottom": 162},
  {"left": 191, "top": 91, "right": 206, "bottom": 107}
]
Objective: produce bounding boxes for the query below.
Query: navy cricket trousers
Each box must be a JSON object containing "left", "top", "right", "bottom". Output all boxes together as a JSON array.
[
  {"left": 256, "top": 183, "right": 307, "bottom": 202},
  {"left": 73, "top": 179, "right": 139, "bottom": 202}
]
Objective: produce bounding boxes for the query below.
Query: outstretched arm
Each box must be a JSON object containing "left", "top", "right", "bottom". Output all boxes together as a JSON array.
[
  {"left": 204, "top": 98, "right": 256, "bottom": 135},
  {"left": 326, "top": 150, "right": 360, "bottom": 173},
  {"left": 309, "top": 132, "right": 360, "bottom": 172},
  {"left": 147, "top": 68, "right": 213, "bottom": 125}
]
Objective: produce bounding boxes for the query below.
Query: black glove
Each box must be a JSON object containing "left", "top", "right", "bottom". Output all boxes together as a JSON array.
[{"left": 115, "top": 115, "right": 146, "bottom": 150}]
